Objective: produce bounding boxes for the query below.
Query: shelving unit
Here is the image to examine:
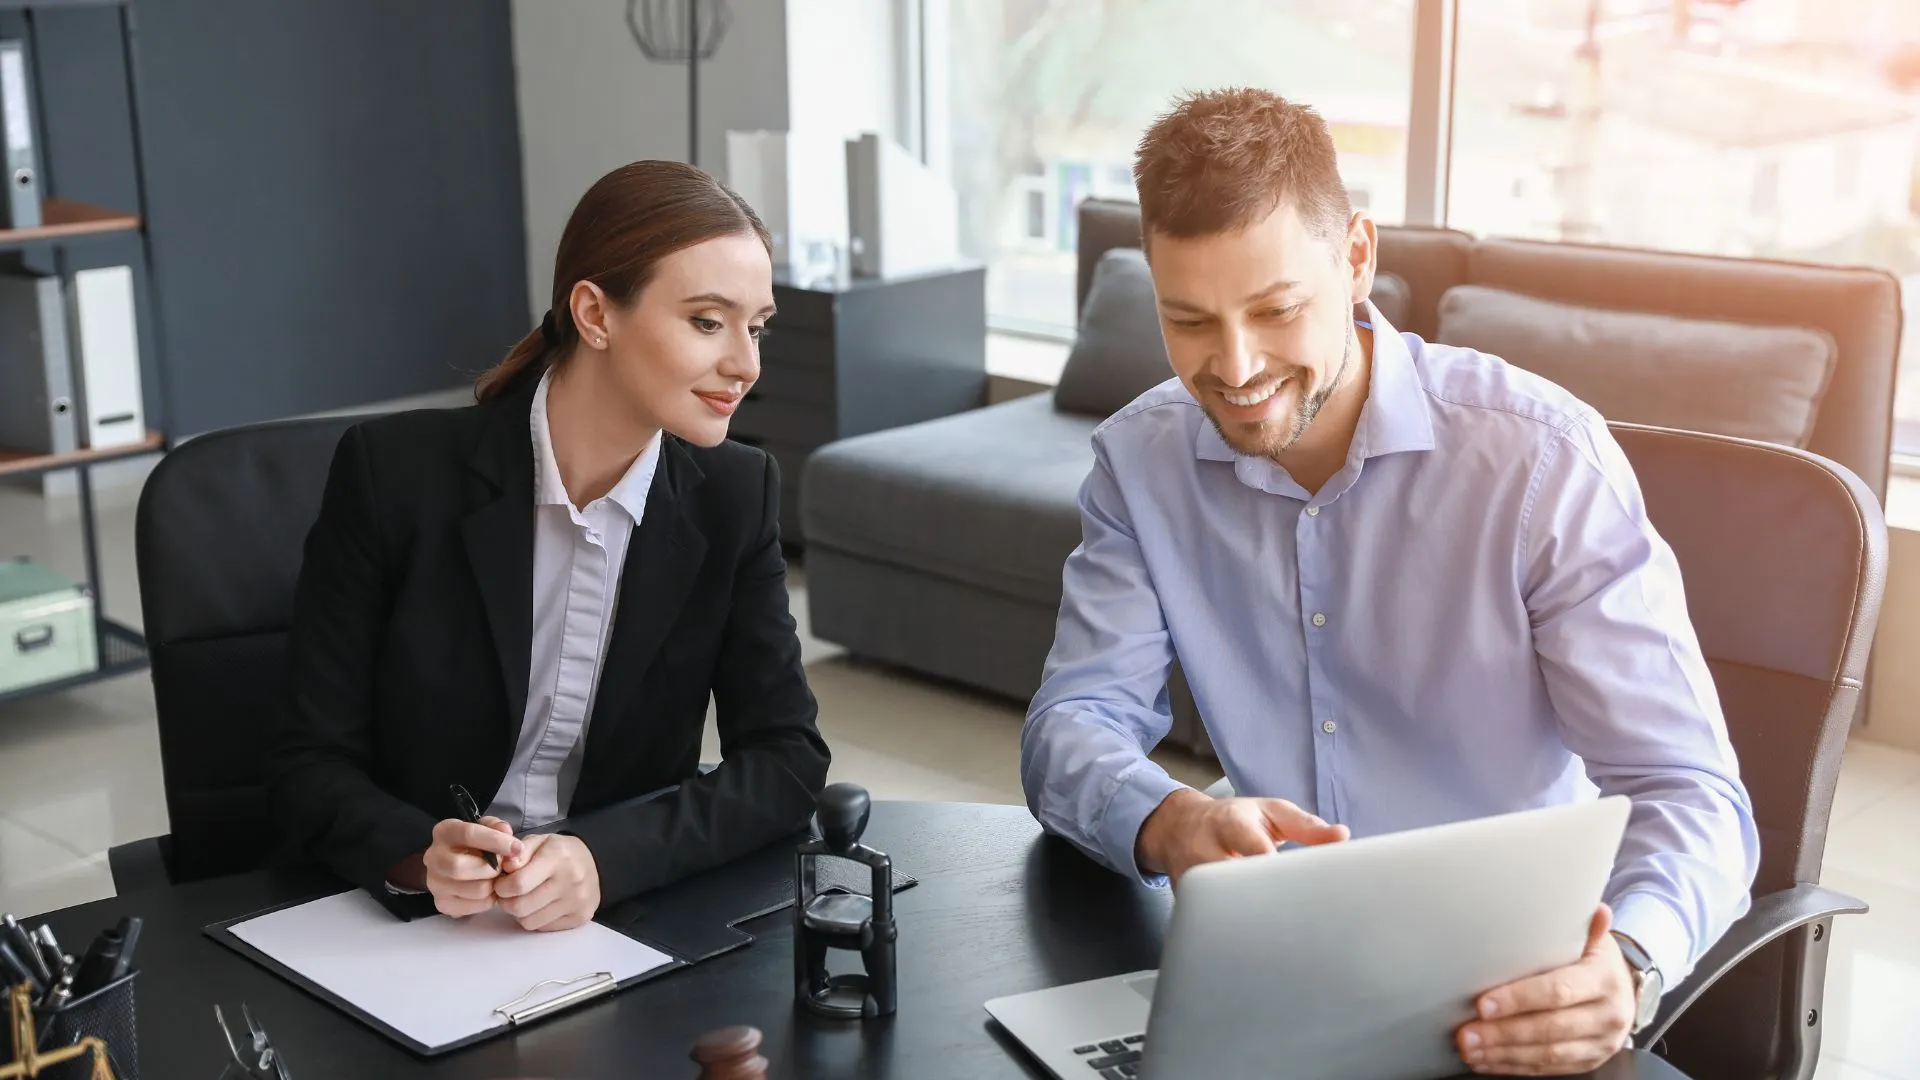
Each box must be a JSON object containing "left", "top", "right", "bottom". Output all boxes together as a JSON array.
[
  {"left": 0, "top": 0, "right": 165, "bottom": 707},
  {"left": 0, "top": 198, "right": 141, "bottom": 249}
]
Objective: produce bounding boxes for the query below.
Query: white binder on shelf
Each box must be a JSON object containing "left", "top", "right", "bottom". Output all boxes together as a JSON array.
[
  {"left": 844, "top": 132, "right": 958, "bottom": 279},
  {"left": 69, "top": 265, "right": 144, "bottom": 449},
  {"left": 0, "top": 39, "right": 42, "bottom": 230},
  {"left": 726, "top": 128, "right": 849, "bottom": 278}
]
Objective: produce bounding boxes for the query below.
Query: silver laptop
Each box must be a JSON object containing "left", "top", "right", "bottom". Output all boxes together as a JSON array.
[{"left": 985, "top": 796, "right": 1631, "bottom": 1080}]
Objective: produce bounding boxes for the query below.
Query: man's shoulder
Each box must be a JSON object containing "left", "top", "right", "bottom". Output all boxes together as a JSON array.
[
  {"left": 1091, "top": 378, "right": 1206, "bottom": 450},
  {"left": 1410, "top": 335, "right": 1597, "bottom": 443}
]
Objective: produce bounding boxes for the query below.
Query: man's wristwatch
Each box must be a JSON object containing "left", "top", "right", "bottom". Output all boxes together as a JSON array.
[{"left": 1611, "top": 931, "right": 1664, "bottom": 1035}]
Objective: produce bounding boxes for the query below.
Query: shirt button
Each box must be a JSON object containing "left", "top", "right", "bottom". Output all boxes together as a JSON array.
[
  {"left": 1311, "top": 612, "right": 1327, "bottom": 627},
  {"left": 1322, "top": 719, "right": 1338, "bottom": 734},
  {"left": 1305, "top": 506, "right": 1320, "bottom": 517}
]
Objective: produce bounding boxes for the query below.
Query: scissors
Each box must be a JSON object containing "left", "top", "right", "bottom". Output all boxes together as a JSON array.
[{"left": 214, "top": 1003, "right": 293, "bottom": 1080}]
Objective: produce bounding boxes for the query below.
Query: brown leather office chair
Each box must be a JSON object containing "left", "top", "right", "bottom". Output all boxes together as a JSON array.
[{"left": 1612, "top": 423, "right": 1887, "bottom": 1080}]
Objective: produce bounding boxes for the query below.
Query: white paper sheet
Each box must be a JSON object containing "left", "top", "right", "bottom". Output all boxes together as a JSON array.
[{"left": 227, "top": 891, "right": 675, "bottom": 1051}]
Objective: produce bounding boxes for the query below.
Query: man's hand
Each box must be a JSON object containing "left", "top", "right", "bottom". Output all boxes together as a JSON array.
[
  {"left": 423, "top": 816, "right": 523, "bottom": 918},
  {"left": 1135, "top": 789, "right": 1349, "bottom": 885},
  {"left": 1458, "top": 905, "right": 1636, "bottom": 1075},
  {"left": 493, "top": 833, "right": 602, "bottom": 932}
]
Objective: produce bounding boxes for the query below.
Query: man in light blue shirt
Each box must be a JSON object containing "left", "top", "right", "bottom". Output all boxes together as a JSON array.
[{"left": 1023, "top": 89, "right": 1758, "bottom": 1075}]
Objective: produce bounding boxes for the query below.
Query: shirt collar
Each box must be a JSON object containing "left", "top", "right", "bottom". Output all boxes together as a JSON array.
[
  {"left": 1193, "top": 300, "right": 1434, "bottom": 464},
  {"left": 530, "top": 368, "right": 662, "bottom": 525}
]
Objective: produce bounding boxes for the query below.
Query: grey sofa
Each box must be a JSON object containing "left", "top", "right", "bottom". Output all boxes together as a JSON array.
[{"left": 801, "top": 198, "right": 1903, "bottom": 757}]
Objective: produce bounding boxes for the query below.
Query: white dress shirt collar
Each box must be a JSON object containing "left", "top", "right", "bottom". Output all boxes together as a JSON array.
[{"left": 531, "top": 367, "right": 663, "bottom": 524}]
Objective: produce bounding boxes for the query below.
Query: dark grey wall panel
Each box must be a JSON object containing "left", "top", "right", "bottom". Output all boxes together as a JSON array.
[{"left": 132, "top": 0, "right": 526, "bottom": 434}]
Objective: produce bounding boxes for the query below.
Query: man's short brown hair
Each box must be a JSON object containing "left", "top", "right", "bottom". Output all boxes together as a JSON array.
[{"left": 1134, "top": 88, "right": 1351, "bottom": 243}]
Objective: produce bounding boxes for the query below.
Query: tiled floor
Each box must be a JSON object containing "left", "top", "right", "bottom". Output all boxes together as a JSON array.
[{"left": 0, "top": 479, "right": 1915, "bottom": 1077}]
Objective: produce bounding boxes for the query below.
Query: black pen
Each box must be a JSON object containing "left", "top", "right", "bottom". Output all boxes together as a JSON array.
[
  {"left": 42, "top": 971, "right": 72, "bottom": 1011},
  {"left": 1, "top": 915, "right": 46, "bottom": 986},
  {"left": 70, "top": 929, "right": 121, "bottom": 999},
  {"left": 0, "top": 938, "right": 38, "bottom": 995},
  {"left": 106, "top": 916, "right": 140, "bottom": 984},
  {"left": 449, "top": 784, "right": 498, "bottom": 870},
  {"left": 30, "top": 927, "right": 65, "bottom": 984}
]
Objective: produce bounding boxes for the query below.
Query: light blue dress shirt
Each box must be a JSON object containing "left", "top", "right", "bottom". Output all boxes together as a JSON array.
[{"left": 1022, "top": 307, "right": 1759, "bottom": 986}]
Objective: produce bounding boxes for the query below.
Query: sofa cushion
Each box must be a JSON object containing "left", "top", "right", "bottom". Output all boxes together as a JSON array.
[
  {"left": 1370, "top": 270, "right": 1411, "bottom": 330},
  {"left": 1057, "top": 249, "right": 1170, "bottom": 419},
  {"left": 1437, "top": 284, "right": 1836, "bottom": 448},
  {"left": 802, "top": 394, "right": 1096, "bottom": 606}
]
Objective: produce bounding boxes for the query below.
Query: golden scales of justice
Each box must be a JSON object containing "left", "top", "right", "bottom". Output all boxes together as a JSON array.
[{"left": 1, "top": 983, "right": 115, "bottom": 1080}]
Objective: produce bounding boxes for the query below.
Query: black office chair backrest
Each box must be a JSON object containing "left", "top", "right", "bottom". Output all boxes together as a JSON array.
[
  {"left": 1612, "top": 423, "right": 1885, "bottom": 1080},
  {"left": 134, "top": 415, "right": 364, "bottom": 883}
]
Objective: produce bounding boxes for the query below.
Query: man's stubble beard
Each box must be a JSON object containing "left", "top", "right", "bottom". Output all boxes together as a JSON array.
[{"left": 1206, "top": 322, "right": 1356, "bottom": 459}]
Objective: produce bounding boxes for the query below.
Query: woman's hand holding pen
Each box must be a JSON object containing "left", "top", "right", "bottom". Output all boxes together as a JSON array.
[
  {"left": 423, "top": 816, "right": 523, "bottom": 918},
  {"left": 494, "top": 834, "right": 602, "bottom": 932},
  {"left": 419, "top": 817, "right": 601, "bottom": 931}
]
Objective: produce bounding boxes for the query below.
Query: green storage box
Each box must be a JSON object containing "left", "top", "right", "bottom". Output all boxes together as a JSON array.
[{"left": 0, "top": 558, "right": 98, "bottom": 695}]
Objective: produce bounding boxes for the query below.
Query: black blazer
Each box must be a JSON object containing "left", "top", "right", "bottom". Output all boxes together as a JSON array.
[{"left": 267, "top": 375, "right": 830, "bottom": 913}]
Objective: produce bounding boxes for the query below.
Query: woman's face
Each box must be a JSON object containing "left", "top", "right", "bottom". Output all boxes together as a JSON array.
[{"left": 591, "top": 232, "right": 774, "bottom": 448}]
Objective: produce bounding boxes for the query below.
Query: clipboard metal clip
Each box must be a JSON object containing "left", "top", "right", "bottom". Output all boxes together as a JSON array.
[{"left": 491, "top": 971, "right": 617, "bottom": 1026}]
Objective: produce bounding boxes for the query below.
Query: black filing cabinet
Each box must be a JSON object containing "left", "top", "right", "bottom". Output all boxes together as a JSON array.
[{"left": 735, "top": 264, "right": 988, "bottom": 544}]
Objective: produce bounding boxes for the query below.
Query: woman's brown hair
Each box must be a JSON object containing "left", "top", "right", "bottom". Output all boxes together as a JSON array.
[{"left": 476, "top": 160, "right": 773, "bottom": 401}]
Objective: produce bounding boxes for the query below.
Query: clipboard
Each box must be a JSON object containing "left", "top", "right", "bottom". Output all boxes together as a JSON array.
[
  {"left": 204, "top": 831, "right": 915, "bottom": 1057},
  {"left": 206, "top": 891, "right": 689, "bottom": 1057}
]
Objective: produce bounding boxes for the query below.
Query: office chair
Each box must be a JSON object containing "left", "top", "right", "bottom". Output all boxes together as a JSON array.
[
  {"left": 111, "top": 415, "right": 363, "bottom": 890},
  {"left": 110, "top": 413, "right": 726, "bottom": 892},
  {"left": 1206, "top": 423, "right": 1886, "bottom": 1080}
]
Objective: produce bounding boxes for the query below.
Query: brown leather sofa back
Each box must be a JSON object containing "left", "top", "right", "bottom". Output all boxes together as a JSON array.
[{"left": 1074, "top": 198, "right": 1901, "bottom": 498}]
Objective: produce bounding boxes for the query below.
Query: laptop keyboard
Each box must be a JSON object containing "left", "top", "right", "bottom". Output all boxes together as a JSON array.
[{"left": 1072, "top": 1034, "right": 1146, "bottom": 1078}]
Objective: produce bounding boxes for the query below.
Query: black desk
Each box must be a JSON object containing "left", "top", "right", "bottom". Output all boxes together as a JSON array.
[{"left": 39, "top": 802, "right": 1690, "bottom": 1079}]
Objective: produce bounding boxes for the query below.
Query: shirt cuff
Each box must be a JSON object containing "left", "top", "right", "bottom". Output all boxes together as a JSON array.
[
  {"left": 384, "top": 880, "right": 426, "bottom": 896},
  {"left": 1098, "top": 766, "right": 1191, "bottom": 890},
  {"left": 1609, "top": 890, "right": 1694, "bottom": 990}
]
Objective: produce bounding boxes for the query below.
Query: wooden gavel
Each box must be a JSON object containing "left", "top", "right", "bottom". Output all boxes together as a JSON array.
[{"left": 690, "top": 1025, "right": 769, "bottom": 1079}]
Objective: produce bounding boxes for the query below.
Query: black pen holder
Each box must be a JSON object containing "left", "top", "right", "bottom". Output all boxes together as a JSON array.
[{"left": 37, "top": 972, "right": 139, "bottom": 1080}]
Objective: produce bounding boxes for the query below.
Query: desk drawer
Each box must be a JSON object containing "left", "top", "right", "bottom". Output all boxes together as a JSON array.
[
  {"left": 750, "top": 362, "right": 836, "bottom": 408},
  {"left": 771, "top": 284, "right": 837, "bottom": 334},
  {"left": 758, "top": 327, "right": 835, "bottom": 373},
  {"left": 731, "top": 396, "right": 836, "bottom": 448}
]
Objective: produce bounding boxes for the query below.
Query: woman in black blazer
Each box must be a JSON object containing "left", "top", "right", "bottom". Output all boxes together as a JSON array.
[{"left": 269, "top": 161, "right": 830, "bottom": 930}]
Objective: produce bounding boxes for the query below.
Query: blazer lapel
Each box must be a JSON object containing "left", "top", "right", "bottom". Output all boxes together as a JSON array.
[
  {"left": 460, "top": 382, "right": 539, "bottom": 734},
  {"left": 583, "top": 437, "right": 708, "bottom": 754}
]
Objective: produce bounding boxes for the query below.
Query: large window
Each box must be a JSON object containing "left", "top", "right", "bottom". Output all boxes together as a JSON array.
[
  {"left": 942, "top": 0, "right": 1416, "bottom": 334},
  {"left": 1448, "top": 0, "right": 1920, "bottom": 451},
  {"left": 938, "top": 0, "right": 1920, "bottom": 455}
]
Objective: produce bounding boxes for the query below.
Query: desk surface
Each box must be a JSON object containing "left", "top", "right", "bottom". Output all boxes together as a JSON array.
[{"left": 40, "top": 801, "right": 1688, "bottom": 1079}]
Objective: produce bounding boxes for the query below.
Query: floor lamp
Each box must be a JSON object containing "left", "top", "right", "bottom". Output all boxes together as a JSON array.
[{"left": 627, "top": 0, "right": 734, "bottom": 168}]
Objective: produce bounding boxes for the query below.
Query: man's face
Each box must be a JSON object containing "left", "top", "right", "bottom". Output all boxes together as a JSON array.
[{"left": 1147, "top": 202, "right": 1370, "bottom": 458}]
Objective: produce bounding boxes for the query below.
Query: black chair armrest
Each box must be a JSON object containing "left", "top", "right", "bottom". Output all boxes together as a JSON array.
[
  {"left": 1638, "top": 882, "right": 1867, "bottom": 1046},
  {"left": 106, "top": 834, "right": 174, "bottom": 896}
]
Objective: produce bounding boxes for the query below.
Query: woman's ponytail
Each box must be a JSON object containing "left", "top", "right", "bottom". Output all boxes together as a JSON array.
[{"left": 475, "top": 307, "right": 570, "bottom": 402}]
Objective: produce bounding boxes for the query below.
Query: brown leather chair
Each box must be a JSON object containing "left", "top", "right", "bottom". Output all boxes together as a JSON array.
[{"left": 1611, "top": 423, "right": 1887, "bottom": 1080}]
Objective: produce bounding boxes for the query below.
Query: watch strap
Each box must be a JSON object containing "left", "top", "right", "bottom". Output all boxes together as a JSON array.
[{"left": 1610, "top": 930, "right": 1661, "bottom": 1034}]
